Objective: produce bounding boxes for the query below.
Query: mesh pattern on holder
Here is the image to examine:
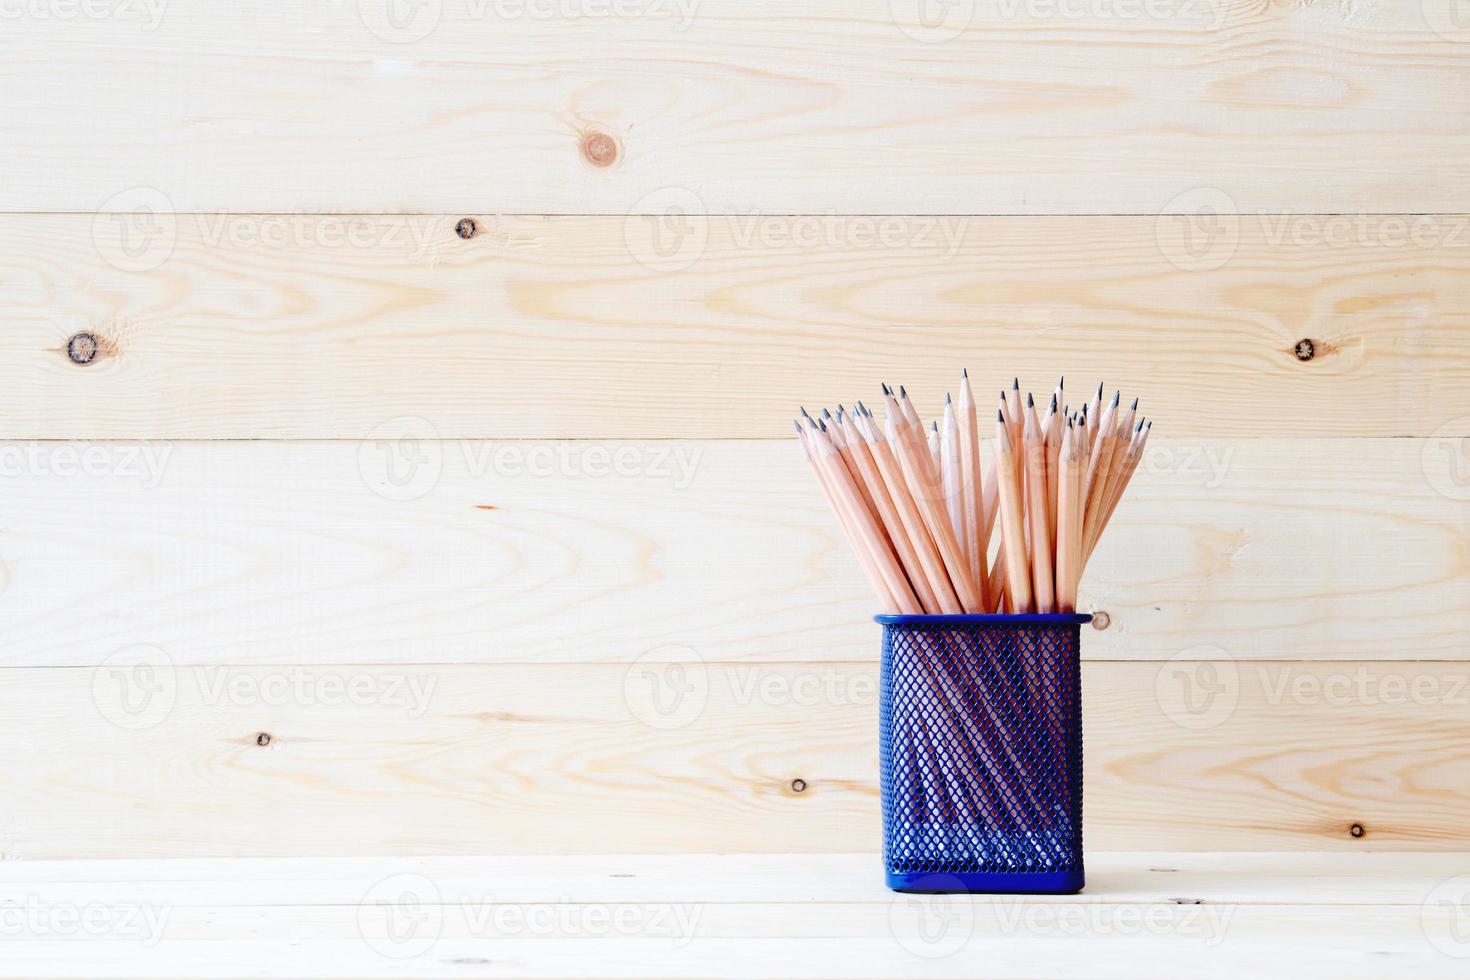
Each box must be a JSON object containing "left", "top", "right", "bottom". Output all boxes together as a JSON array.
[{"left": 877, "top": 614, "right": 1088, "bottom": 894}]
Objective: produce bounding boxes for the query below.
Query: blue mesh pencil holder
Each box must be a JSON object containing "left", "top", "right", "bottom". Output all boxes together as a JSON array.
[{"left": 876, "top": 613, "right": 1091, "bottom": 894}]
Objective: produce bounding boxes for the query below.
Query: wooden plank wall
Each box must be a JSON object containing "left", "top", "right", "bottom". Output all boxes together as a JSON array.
[{"left": 1, "top": 0, "right": 1467, "bottom": 859}]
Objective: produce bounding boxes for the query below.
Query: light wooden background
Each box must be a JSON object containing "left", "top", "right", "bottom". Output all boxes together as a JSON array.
[{"left": 2, "top": 0, "right": 1468, "bottom": 861}]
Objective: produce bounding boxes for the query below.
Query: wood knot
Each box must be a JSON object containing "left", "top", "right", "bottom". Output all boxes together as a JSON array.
[
  {"left": 256, "top": 732, "right": 272, "bottom": 746},
  {"left": 790, "top": 778, "right": 808, "bottom": 793},
  {"left": 1091, "top": 611, "right": 1111, "bottom": 630},
  {"left": 1349, "top": 822, "right": 1365, "bottom": 838},
  {"left": 1294, "top": 338, "right": 1315, "bottom": 361},
  {"left": 67, "top": 332, "right": 100, "bottom": 365},
  {"left": 581, "top": 131, "right": 618, "bottom": 168},
  {"left": 455, "top": 217, "right": 478, "bottom": 240}
]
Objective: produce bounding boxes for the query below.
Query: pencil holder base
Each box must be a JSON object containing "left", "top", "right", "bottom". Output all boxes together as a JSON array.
[
  {"left": 887, "top": 869, "right": 1084, "bottom": 895},
  {"left": 876, "top": 613, "right": 1089, "bottom": 896}
]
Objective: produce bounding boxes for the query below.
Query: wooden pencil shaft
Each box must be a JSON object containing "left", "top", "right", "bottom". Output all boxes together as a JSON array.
[
  {"left": 811, "top": 429, "right": 922, "bottom": 614},
  {"left": 1055, "top": 425, "right": 1082, "bottom": 613},
  {"left": 858, "top": 411, "right": 963, "bottom": 614},
  {"left": 801, "top": 432, "right": 901, "bottom": 614},
  {"left": 1024, "top": 421, "right": 1055, "bottom": 614},
  {"left": 993, "top": 419, "right": 1032, "bottom": 613},
  {"left": 957, "top": 375, "right": 988, "bottom": 610},
  {"left": 940, "top": 401, "right": 963, "bottom": 553},
  {"left": 843, "top": 416, "right": 944, "bottom": 615},
  {"left": 889, "top": 405, "right": 985, "bottom": 613},
  {"left": 1044, "top": 402, "right": 1062, "bottom": 556}
]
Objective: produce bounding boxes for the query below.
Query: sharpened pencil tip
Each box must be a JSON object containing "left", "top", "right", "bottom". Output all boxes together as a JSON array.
[
  {"left": 1110, "top": 390, "right": 1120, "bottom": 407},
  {"left": 821, "top": 408, "right": 833, "bottom": 421},
  {"left": 945, "top": 391, "right": 952, "bottom": 405},
  {"left": 1131, "top": 396, "right": 1139, "bottom": 411},
  {"left": 997, "top": 409, "right": 1005, "bottom": 423},
  {"left": 1012, "top": 377, "right": 1020, "bottom": 390},
  {"left": 793, "top": 420, "right": 803, "bottom": 435},
  {"left": 880, "top": 383, "right": 890, "bottom": 396},
  {"left": 1049, "top": 393, "right": 1057, "bottom": 411},
  {"left": 899, "top": 384, "right": 909, "bottom": 400},
  {"left": 1058, "top": 375, "right": 1064, "bottom": 389},
  {"left": 800, "top": 406, "right": 812, "bottom": 419},
  {"left": 962, "top": 367, "right": 969, "bottom": 379},
  {"left": 1026, "top": 392, "right": 1034, "bottom": 408}
]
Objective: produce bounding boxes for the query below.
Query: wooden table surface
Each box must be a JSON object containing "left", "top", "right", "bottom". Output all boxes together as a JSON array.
[{"left": 2, "top": 853, "right": 1467, "bottom": 978}]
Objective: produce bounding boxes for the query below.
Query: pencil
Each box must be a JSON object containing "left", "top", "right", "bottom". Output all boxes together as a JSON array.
[
  {"left": 888, "top": 393, "right": 985, "bottom": 613},
  {"left": 1055, "top": 420, "right": 1083, "bottom": 613},
  {"left": 799, "top": 422, "right": 901, "bottom": 613},
  {"left": 1081, "top": 390, "right": 1119, "bottom": 552},
  {"left": 796, "top": 376, "right": 1149, "bottom": 618},
  {"left": 1043, "top": 391, "right": 1062, "bottom": 556},
  {"left": 809, "top": 421, "right": 922, "bottom": 615},
  {"left": 957, "top": 370, "right": 988, "bottom": 608},
  {"left": 839, "top": 407, "right": 944, "bottom": 615},
  {"left": 994, "top": 411, "right": 1032, "bottom": 613},
  {"left": 1024, "top": 406, "right": 1055, "bottom": 614},
  {"left": 854, "top": 404, "right": 963, "bottom": 614},
  {"left": 940, "top": 395, "right": 963, "bottom": 550}
]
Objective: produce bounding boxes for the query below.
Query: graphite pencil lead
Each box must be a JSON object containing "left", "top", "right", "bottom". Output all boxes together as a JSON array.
[
  {"left": 1058, "top": 375, "right": 1064, "bottom": 390},
  {"left": 962, "top": 367, "right": 969, "bottom": 379},
  {"left": 1096, "top": 381, "right": 1103, "bottom": 397},
  {"left": 1026, "top": 392, "right": 1034, "bottom": 408},
  {"left": 945, "top": 391, "right": 952, "bottom": 405},
  {"left": 800, "top": 406, "right": 812, "bottom": 420},
  {"left": 1110, "top": 390, "right": 1120, "bottom": 408},
  {"left": 997, "top": 409, "right": 1005, "bottom": 423},
  {"left": 1050, "top": 393, "right": 1057, "bottom": 411},
  {"left": 1012, "top": 377, "right": 1020, "bottom": 390},
  {"left": 1131, "top": 396, "right": 1139, "bottom": 411}
]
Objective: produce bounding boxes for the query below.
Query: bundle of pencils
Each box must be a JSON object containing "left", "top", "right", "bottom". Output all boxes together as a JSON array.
[{"left": 796, "top": 376, "right": 1151, "bottom": 615}]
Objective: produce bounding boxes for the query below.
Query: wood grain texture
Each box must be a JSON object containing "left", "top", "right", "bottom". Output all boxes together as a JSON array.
[
  {"left": 3, "top": 661, "right": 1466, "bottom": 858},
  {"left": 3, "top": 2, "right": 1468, "bottom": 214},
  {"left": 1, "top": 855, "right": 1466, "bottom": 978},
  {"left": 5, "top": 214, "right": 1470, "bottom": 438},
  {"left": 0, "top": 439, "right": 1464, "bottom": 668}
]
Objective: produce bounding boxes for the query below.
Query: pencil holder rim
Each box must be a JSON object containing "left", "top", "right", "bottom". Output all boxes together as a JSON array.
[{"left": 874, "top": 613, "right": 1093, "bottom": 626}]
